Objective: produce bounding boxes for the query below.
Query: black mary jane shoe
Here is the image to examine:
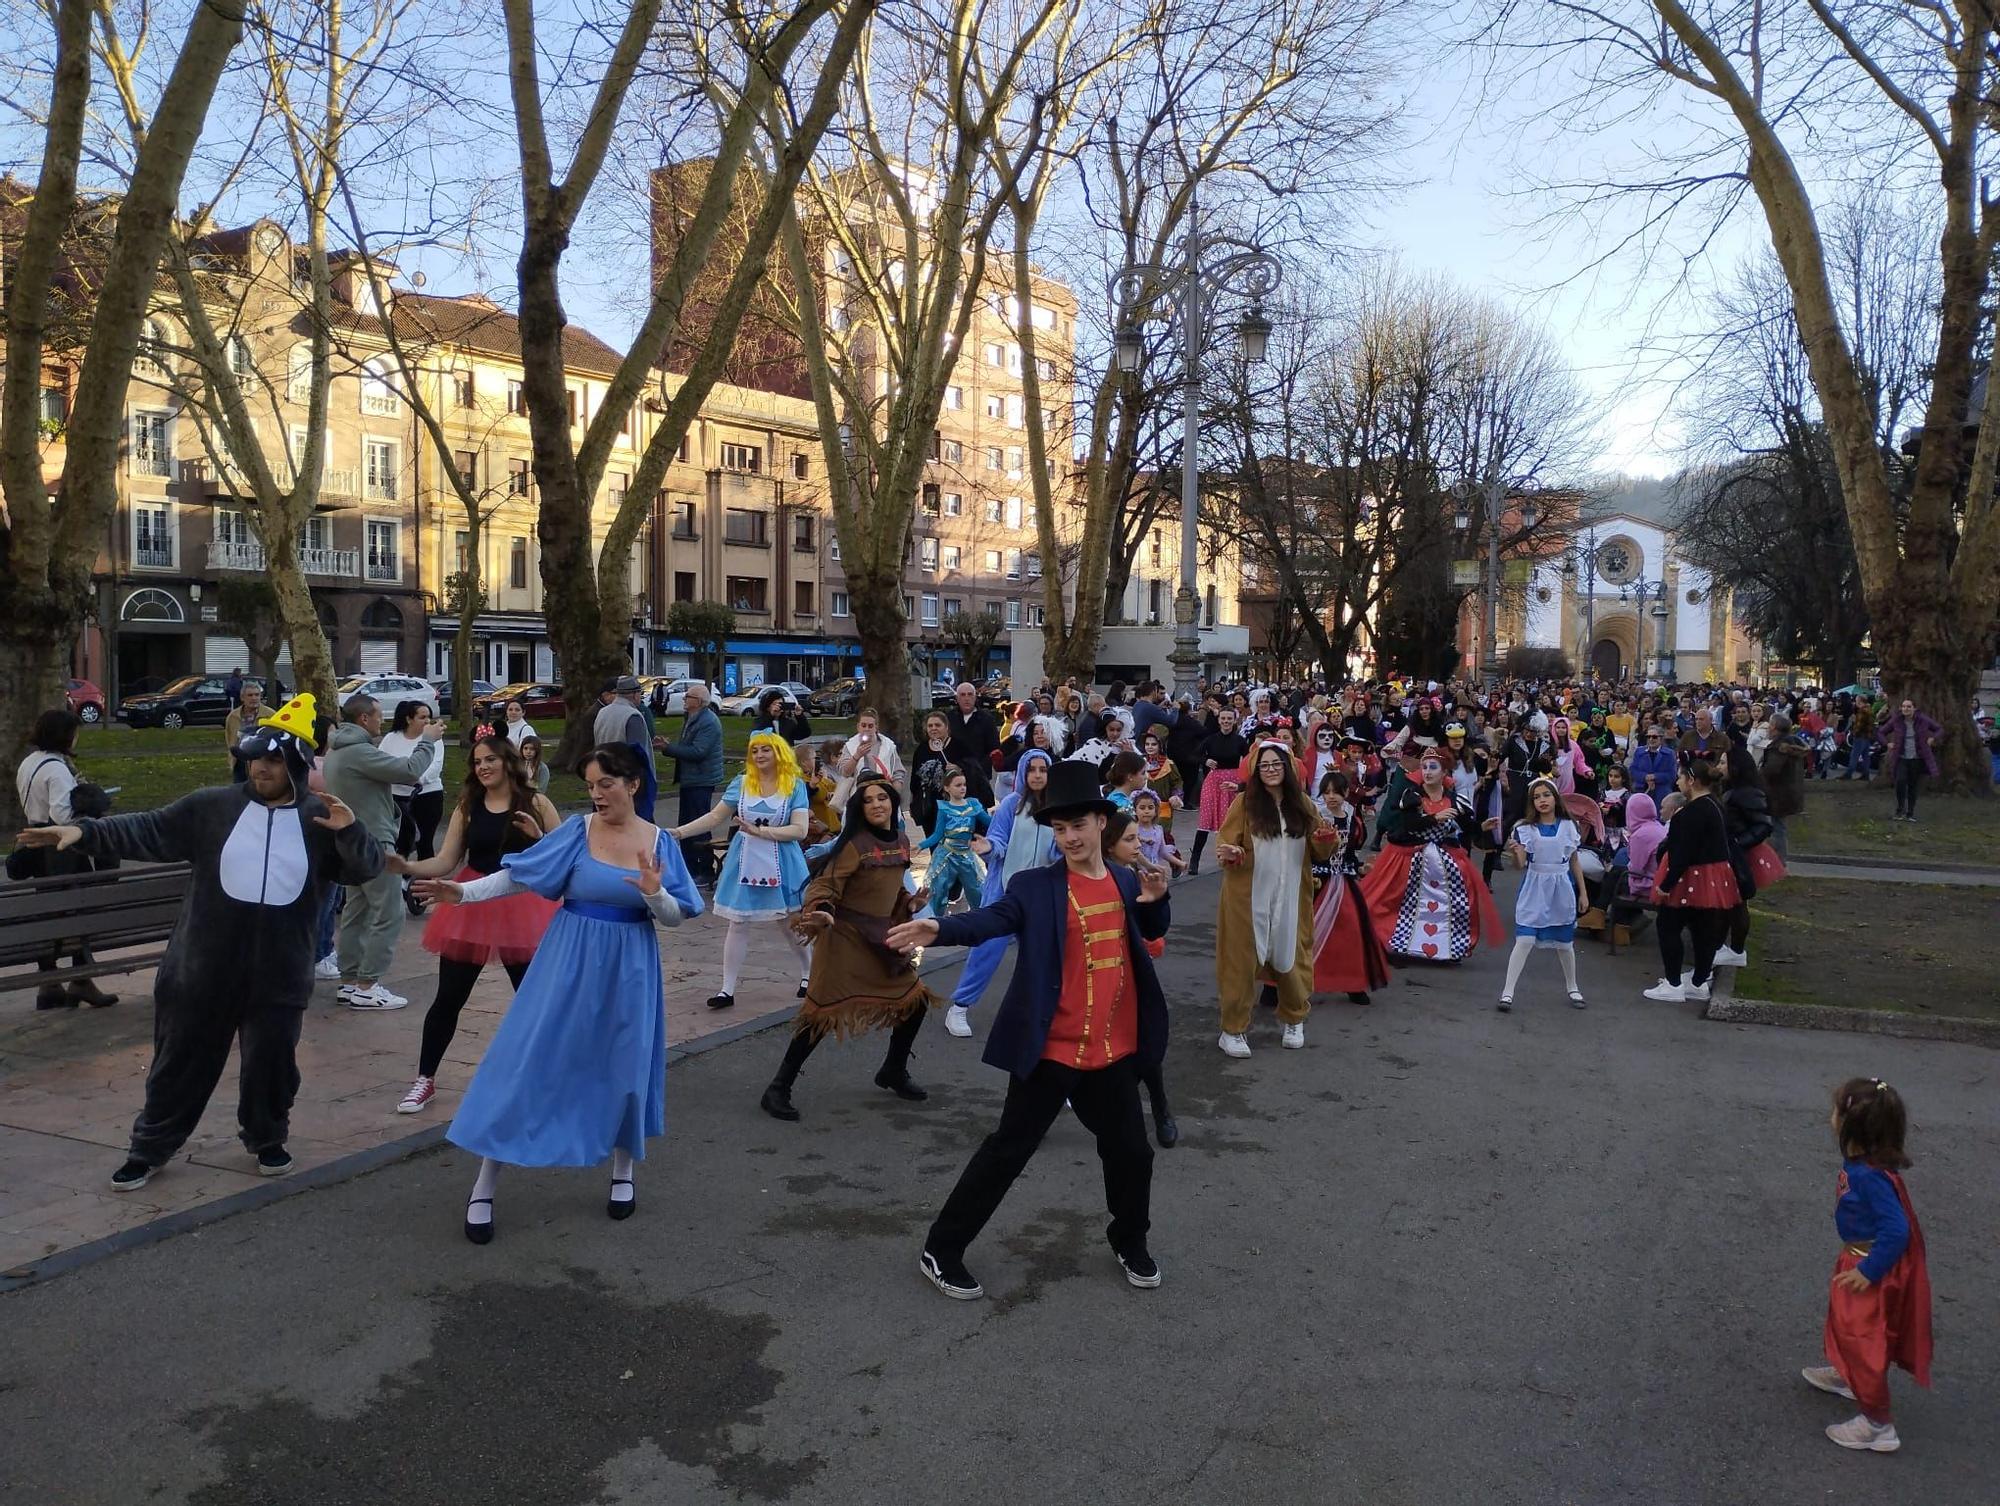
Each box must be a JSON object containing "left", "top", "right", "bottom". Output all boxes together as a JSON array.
[
  {"left": 1347, "top": 991, "right": 1372, "bottom": 1007},
  {"left": 874, "top": 1068, "right": 928, "bottom": 1102},
  {"left": 707, "top": 992, "right": 736, "bottom": 1011},
  {"left": 796, "top": 980, "right": 809, "bottom": 999},
  {"left": 760, "top": 1082, "right": 801, "bottom": 1121},
  {"left": 464, "top": 1197, "right": 495, "bottom": 1245},
  {"left": 1152, "top": 1110, "right": 1180, "bottom": 1149},
  {"left": 36, "top": 986, "right": 79, "bottom": 1011},
  {"left": 606, "top": 1178, "right": 636, "bottom": 1221}
]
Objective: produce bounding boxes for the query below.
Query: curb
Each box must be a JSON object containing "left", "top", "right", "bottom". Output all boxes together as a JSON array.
[
  {"left": 1703, "top": 992, "right": 2000, "bottom": 1050},
  {"left": 1, "top": 944, "right": 979, "bottom": 1295},
  {"left": 1788, "top": 851, "right": 2000, "bottom": 877}
]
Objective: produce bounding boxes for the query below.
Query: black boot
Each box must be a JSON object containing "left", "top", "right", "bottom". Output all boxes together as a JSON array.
[
  {"left": 67, "top": 977, "right": 118, "bottom": 1007},
  {"left": 36, "top": 983, "right": 76, "bottom": 1011},
  {"left": 874, "top": 1010, "right": 928, "bottom": 1101},
  {"left": 874, "top": 1066, "right": 928, "bottom": 1101},
  {"left": 761, "top": 1031, "right": 817, "bottom": 1121},
  {"left": 1140, "top": 1063, "right": 1177, "bottom": 1148},
  {"left": 1347, "top": 991, "right": 1372, "bottom": 1006},
  {"left": 760, "top": 1081, "right": 801, "bottom": 1121}
]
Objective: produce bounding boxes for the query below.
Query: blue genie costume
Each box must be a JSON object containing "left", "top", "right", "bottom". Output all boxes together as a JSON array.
[{"left": 919, "top": 795, "right": 989, "bottom": 914}]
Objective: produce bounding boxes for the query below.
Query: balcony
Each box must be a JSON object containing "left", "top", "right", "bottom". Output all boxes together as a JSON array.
[
  {"left": 319, "top": 467, "right": 363, "bottom": 506},
  {"left": 134, "top": 543, "right": 174, "bottom": 569},
  {"left": 209, "top": 538, "right": 361, "bottom": 578},
  {"left": 131, "top": 452, "right": 173, "bottom": 479}
]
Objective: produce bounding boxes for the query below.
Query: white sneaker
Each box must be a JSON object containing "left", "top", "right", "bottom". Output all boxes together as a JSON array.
[
  {"left": 397, "top": 1075, "right": 436, "bottom": 1113},
  {"left": 1217, "top": 1032, "right": 1251, "bottom": 1058},
  {"left": 1825, "top": 1414, "right": 1900, "bottom": 1452},
  {"left": 1712, "top": 946, "right": 1748, "bottom": 968},
  {"left": 1642, "top": 979, "right": 1686, "bottom": 1002},
  {"left": 1680, "top": 975, "right": 1711, "bottom": 1002},
  {"left": 1281, "top": 1022, "right": 1305, "bottom": 1049},
  {"left": 314, "top": 954, "right": 341, "bottom": 980},
  {"left": 345, "top": 983, "right": 408, "bottom": 1010},
  {"left": 944, "top": 1005, "right": 973, "bottom": 1038},
  {"left": 1801, "top": 1365, "right": 1856, "bottom": 1400}
]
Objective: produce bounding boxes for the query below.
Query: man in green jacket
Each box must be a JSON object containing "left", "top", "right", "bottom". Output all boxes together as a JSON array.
[{"left": 324, "top": 694, "right": 442, "bottom": 1008}]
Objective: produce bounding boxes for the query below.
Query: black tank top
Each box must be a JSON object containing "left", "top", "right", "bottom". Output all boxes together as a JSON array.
[{"left": 464, "top": 800, "right": 533, "bottom": 875}]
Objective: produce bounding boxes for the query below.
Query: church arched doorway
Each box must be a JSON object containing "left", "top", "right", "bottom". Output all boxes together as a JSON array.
[{"left": 1590, "top": 638, "right": 1624, "bottom": 681}]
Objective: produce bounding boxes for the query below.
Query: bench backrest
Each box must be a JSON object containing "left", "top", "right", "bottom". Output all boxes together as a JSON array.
[{"left": 0, "top": 864, "right": 191, "bottom": 959}]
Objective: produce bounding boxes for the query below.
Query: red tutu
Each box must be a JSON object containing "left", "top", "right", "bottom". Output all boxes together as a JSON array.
[
  {"left": 1654, "top": 857, "right": 1740, "bottom": 910},
  {"left": 421, "top": 866, "right": 558, "bottom": 965},
  {"left": 1311, "top": 872, "right": 1392, "bottom": 994},
  {"left": 1745, "top": 842, "right": 1787, "bottom": 889}
]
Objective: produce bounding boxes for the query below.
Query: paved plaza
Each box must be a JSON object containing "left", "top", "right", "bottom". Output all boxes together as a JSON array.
[{"left": 2, "top": 868, "right": 1996, "bottom": 1505}]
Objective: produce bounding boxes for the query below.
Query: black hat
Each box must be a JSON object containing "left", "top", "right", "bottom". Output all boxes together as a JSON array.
[{"left": 1038, "top": 759, "right": 1117, "bottom": 822}]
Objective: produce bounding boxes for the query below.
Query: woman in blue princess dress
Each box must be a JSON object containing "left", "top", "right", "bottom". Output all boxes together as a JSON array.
[{"left": 415, "top": 743, "right": 701, "bottom": 1244}]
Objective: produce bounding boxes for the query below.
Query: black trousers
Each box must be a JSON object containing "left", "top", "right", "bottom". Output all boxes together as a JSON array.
[
  {"left": 419, "top": 956, "right": 530, "bottom": 1078},
  {"left": 395, "top": 789, "right": 444, "bottom": 862},
  {"left": 129, "top": 997, "right": 304, "bottom": 1165},
  {"left": 1658, "top": 909, "right": 1727, "bottom": 988},
  {"left": 926, "top": 1056, "right": 1154, "bottom": 1262},
  {"left": 1894, "top": 761, "right": 1923, "bottom": 816},
  {"left": 679, "top": 784, "right": 716, "bottom": 880}
]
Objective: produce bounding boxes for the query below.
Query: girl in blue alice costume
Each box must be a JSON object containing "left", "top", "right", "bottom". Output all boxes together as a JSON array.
[
  {"left": 671, "top": 731, "right": 814, "bottom": 1011},
  {"left": 942, "top": 749, "right": 1056, "bottom": 1039},
  {"left": 1496, "top": 777, "right": 1589, "bottom": 1012},
  {"left": 415, "top": 742, "right": 701, "bottom": 1245},
  {"left": 918, "top": 766, "right": 989, "bottom": 916}
]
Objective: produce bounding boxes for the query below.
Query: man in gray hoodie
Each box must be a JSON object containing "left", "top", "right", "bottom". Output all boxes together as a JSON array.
[{"left": 323, "top": 694, "right": 443, "bottom": 1008}]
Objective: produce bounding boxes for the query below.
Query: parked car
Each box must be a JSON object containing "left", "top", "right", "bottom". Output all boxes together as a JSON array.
[
  {"left": 120, "top": 675, "right": 269, "bottom": 730},
  {"left": 429, "top": 677, "right": 496, "bottom": 718},
  {"left": 976, "top": 676, "right": 1010, "bottom": 709},
  {"left": 640, "top": 676, "right": 704, "bottom": 716},
  {"left": 335, "top": 674, "right": 440, "bottom": 718},
  {"left": 473, "top": 682, "right": 567, "bottom": 724},
  {"left": 807, "top": 677, "right": 867, "bottom": 717},
  {"left": 740, "top": 681, "right": 814, "bottom": 719},
  {"left": 66, "top": 678, "right": 107, "bottom": 724},
  {"left": 715, "top": 690, "right": 764, "bottom": 718}
]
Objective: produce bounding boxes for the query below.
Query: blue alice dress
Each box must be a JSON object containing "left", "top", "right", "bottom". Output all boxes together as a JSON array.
[
  {"left": 1512, "top": 819, "right": 1581, "bottom": 946},
  {"left": 446, "top": 815, "right": 702, "bottom": 1166},
  {"left": 710, "top": 775, "right": 811, "bottom": 923}
]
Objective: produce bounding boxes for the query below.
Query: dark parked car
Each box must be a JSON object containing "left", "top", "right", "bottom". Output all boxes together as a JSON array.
[
  {"left": 430, "top": 677, "right": 496, "bottom": 718},
  {"left": 976, "top": 676, "right": 1010, "bottom": 709},
  {"left": 119, "top": 674, "right": 272, "bottom": 730},
  {"left": 472, "top": 682, "right": 567, "bottom": 724},
  {"left": 66, "top": 678, "right": 107, "bottom": 724},
  {"left": 806, "top": 677, "right": 867, "bottom": 717}
]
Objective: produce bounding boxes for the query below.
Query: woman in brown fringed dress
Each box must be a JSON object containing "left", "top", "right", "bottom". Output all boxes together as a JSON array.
[{"left": 759, "top": 777, "right": 939, "bottom": 1122}]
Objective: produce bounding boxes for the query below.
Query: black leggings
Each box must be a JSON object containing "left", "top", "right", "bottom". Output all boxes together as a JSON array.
[
  {"left": 1658, "top": 909, "right": 1727, "bottom": 988},
  {"left": 1894, "top": 761, "right": 1923, "bottom": 816},
  {"left": 419, "top": 956, "right": 529, "bottom": 1078},
  {"left": 1189, "top": 830, "right": 1210, "bottom": 869},
  {"left": 774, "top": 1005, "right": 925, "bottom": 1088},
  {"left": 397, "top": 789, "right": 444, "bottom": 862},
  {"left": 1727, "top": 902, "right": 1751, "bottom": 953}
]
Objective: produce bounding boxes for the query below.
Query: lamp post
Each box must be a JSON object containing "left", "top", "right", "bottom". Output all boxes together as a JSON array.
[
  {"left": 1113, "top": 195, "right": 1280, "bottom": 703},
  {"left": 1454, "top": 476, "right": 1538, "bottom": 692},
  {"left": 1621, "top": 578, "right": 1671, "bottom": 680},
  {"left": 1562, "top": 525, "right": 1600, "bottom": 680}
]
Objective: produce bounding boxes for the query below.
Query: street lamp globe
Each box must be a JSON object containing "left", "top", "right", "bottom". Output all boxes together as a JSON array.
[
  {"left": 1453, "top": 505, "right": 1470, "bottom": 533},
  {"left": 1521, "top": 500, "right": 1539, "bottom": 531},
  {"left": 1114, "top": 324, "right": 1145, "bottom": 375},
  {"left": 1237, "top": 304, "right": 1273, "bottom": 364}
]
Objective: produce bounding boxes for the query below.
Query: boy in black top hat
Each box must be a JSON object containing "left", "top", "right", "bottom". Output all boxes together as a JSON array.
[{"left": 887, "top": 760, "right": 1171, "bottom": 1300}]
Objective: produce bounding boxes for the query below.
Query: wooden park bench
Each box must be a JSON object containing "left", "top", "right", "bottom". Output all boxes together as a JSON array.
[{"left": 0, "top": 864, "right": 189, "bottom": 994}]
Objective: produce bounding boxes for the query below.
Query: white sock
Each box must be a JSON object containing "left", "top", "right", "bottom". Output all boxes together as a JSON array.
[
  {"left": 787, "top": 929, "right": 812, "bottom": 984},
  {"left": 467, "top": 1157, "right": 498, "bottom": 1225},
  {"left": 1500, "top": 935, "right": 1535, "bottom": 998},
  {"left": 1557, "top": 942, "right": 1579, "bottom": 995},
  {"left": 609, "top": 1148, "right": 635, "bottom": 1203},
  {"left": 720, "top": 921, "right": 750, "bottom": 996}
]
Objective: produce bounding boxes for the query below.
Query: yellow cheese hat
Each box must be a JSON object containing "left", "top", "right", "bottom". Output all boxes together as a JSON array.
[{"left": 257, "top": 692, "right": 321, "bottom": 749}]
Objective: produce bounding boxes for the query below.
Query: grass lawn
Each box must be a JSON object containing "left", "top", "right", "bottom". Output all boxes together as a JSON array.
[
  {"left": 1737, "top": 876, "right": 2000, "bottom": 1022},
  {"left": 72, "top": 716, "right": 860, "bottom": 814},
  {"left": 1785, "top": 776, "right": 2000, "bottom": 867}
]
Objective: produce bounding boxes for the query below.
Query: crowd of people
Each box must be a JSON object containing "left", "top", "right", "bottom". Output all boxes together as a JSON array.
[{"left": 7, "top": 663, "right": 1956, "bottom": 1455}]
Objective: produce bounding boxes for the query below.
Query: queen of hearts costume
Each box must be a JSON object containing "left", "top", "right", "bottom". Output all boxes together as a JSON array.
[{"left": 1357, "top": 757, "right": 1503, "bottom": 962}]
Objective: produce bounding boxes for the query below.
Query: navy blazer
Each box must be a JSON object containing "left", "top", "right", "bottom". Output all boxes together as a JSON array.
[{"left": 933, "top": 863, "right": 1171, "bottom": 1080}]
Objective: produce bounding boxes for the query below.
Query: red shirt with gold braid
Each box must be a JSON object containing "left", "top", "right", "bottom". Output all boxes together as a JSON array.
[{"left": 1043, "top": 869, "right": 1136, "bottom": 1068}]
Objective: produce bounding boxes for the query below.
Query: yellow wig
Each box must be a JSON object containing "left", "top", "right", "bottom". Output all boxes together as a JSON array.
[{"left": 741, "top": 730, "right": 801, "bottom": 798}]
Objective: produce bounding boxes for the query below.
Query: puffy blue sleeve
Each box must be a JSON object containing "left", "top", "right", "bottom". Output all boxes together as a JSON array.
[
  {"left": 719, "top": 775, "right": 745, "bottom": 809},
  {"left": 652, "top": 826, "right": 704, "bottom": 919},
  {"left": 986, "top": 794, "right": 1018, "bottom": 863},
  {"left": 1854, "top": 1168, "right": 1911, "bottom": 1284},
  {"left": 499, "top": 812, "right": 589, "bottom": 899}
]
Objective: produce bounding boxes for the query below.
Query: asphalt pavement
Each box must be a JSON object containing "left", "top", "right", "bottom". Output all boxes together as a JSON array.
[{"left": 3, "top": 868, "right": 1996, "bottom": 1506}]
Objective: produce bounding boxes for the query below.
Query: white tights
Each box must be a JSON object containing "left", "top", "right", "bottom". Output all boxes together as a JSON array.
[
  {"left": 1500, "top": 936, "right": 1579, "bottom": 1001},
  {"left": 466, "top": 1149, "right": 637, "bottom": 1220},
  {"left": 720, "top": 919, "right": 811, "bottom": 996}
]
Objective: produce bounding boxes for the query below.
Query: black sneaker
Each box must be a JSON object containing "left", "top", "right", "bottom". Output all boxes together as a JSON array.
[
  {"left": 109, "top": 1158, "right": 154, "bottom": 1191},
  {"left": 256, "top": 1146, "right": 294, "bottom": 1177},
  {"left": 1116, "top": 1248, "right": 1162, "bottom": 1288},
  {"left": 919, "top": 1249, "right": 984, "bottom": 1300}
]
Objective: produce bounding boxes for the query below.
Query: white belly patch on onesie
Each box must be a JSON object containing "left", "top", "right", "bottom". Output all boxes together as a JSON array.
[{"left": 219, "top": 803, "right": 310, "bottom": 906}]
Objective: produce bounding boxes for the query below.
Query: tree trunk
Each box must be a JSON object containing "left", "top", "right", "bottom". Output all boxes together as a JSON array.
[
  {"left": 1873, "top": 598, "right": 1989, "bottom": 794},
  {"left": 266, "top": 537, "right": 335, "bottom": 707},
  {"left": 453, "top": 516, "right": 482, "bottom": 738},
  {"left": 0, "top": 624, "right": 66, "bottom": 827},
  {"left": 849, "top": 566, "right": 910, "bottom": 732}
]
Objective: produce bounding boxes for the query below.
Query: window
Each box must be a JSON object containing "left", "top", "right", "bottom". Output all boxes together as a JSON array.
[
  {"left": 943, "top": 491, "right": 963, "bottom": 516},
  {"left": 508, "top": 458, "right": 530, "bottom": 497},
  {"left": 944, "top": 596, "right": 963, "bottom": 618},
  {"left": 130, "top": 410, "right": 172, "bottom": 477},
  {"left": 506, "top": 380, "right": 526, "bottom": 416},
  {"left": 944, "top": 385, "right": 964, "bottom": 411},
  {"left": 1147, "top": 578, "right": 1164, "bottom": 622},
  {"left": 1005, "top": 598, "right": 1021, "bottom": 628},
  {"left": 792, "top": 452, "right": 809, "bottom": 480},
  {"left": 1150, "top": 529, "right": 1163, "bottom": 566},
  {"left": 903, "top": 594, "right": 915, "bottom": 618},
  {"left": 984, "top": 498, "right": 1003, "bottom": 525},
  {"left": 920, "top": 592, "right": 939, "bottom": 626},
  {"left": 827, "top": 304, "right": 849, "bottom": 333},
  {"left": 831, "top": 590, "right": 851, "bottom": 618},
  {"left": 1005, "top": 549, "right": 1021, "bottom": 580},
  {"left": 364, "top": 438, "right": 398, "bottom": 500},
  {"left": 920, "top": 538, "right": 939, "bottom": 571},
  {"left": 1005, "top": 496, "right": 1022, "bottom": 530},
  {"left": 227, "top": 336, "right": 254, "bottom": 378},
  {"left": 365, "top": 519, "right": 400, "bottom": 582},
  {"left": 829, "top": 535, "right": 840, "bottom": 562},
  {"left": 214, "top": 509, "right": 251, "bottom": 546},
  {"left": 133, "top": 501, "right": 174, "bottom": 567},
  {"left": 921, "top": 483, "right": 941, "bottom": 515},
  {"left": 1027, "top": 601, "right": 1045, "bottom": 627},
  {"left": 454, "top": 530, "right": 470, "bottom": 574},
  {"left": 453, "top": 369, "right": 475, "bottom": 407},
  {"left": 720, "top": 441, "right": 761, "bottom": 473},
  {"left": 510, "top": 536, "right": 529, "bottom": 589},
  {"left": 671, "top": 499, "right": 697, "bottom": 539},
  {"left": 941, "top": 439, "right": 963, "bottom": 465},
  {"left": 360, "top": 357, "right": 400, "bottom": 416},
  {"left": 139, "top": 318, "right": 171, "bottom": 374},
  {"left": 1006, "top": 344, "right": 1024, "bottom": 375},
  {"left": 942, "top": 545, "right": 961, "bottom": 571},
  {"left": 455, "top": 451, "right": 477, "bottom": 489},
  {"left": 724, "top": 508, "right": 768, "bottom": 546},
  {"left": 1205, "top": 583, "right": 1218, "bottom": 627},
  {"left": 673, "top": 571, "right": 697, "bottom": 603},
  {"left": 984, "top": 393, "right": 1005, "bottom": 420},
  {"left": 983, "top": 342, "right": 1005, "bottom": 367},
  {"left": 794, "top": 581, "right": 814, "bottom": 616},
  {"left": 727, "top": 576, "right": 769, "bottom": 612},
  {"left": 984, "top": 550, "right": 1002, "bottom": 573},
  {"left": 1004, "top": 394, "right": 1025, "bottom": 429},
  {"left": 1027, "top": 551, "right": 1042, "bottom": 578},
  {"left": 1005, "top": 447, "right": 1023, "bottom": 477},
  {"left": 40, "top": 380, "right": 67, "bottom": 425},
  {"left": 927, "top": 429, "right": 942, "bottom": 461},
  {"left": 303, "top": 514, "right": 331, "bottom": 553},
  {"left": 287, "top": 345, "right": 313, "bottom": 402},
  {"left": 566, "top": 386, "right": 583, "bottom": 428},
  {"left": 792, "top": 514, "right": 814, "bottom": 550},
  {"left": 985, "top": 446, "right": 1003, "bottom": 472}
]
